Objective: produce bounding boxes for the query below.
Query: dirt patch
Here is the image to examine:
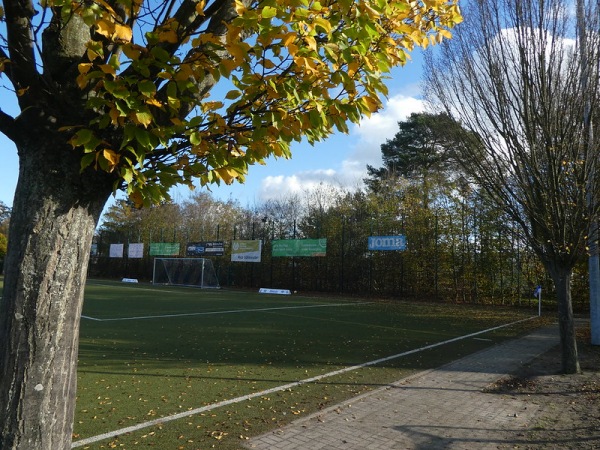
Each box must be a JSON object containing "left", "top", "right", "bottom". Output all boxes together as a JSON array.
[{"left": 486, "top": 326, "right": 600, "bottom": 449}]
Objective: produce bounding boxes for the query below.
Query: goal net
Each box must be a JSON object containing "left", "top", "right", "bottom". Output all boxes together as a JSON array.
[{"left": 152, "top": 258, "right": 220, "bottom": 288}]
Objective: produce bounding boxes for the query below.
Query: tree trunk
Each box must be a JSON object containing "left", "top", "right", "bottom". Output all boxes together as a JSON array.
[
  {"left": 0, "top": 110, "right": 113, "bottom": 449},
  {"left": 546, "top": 262, "right": 580, "bottom": 374}
]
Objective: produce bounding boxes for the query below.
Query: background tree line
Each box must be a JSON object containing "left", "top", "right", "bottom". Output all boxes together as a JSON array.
[{"left": 90, "top": 113, "right": 590, "bottom": 311}]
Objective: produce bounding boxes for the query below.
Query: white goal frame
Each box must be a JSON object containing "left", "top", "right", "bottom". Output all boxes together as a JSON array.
[{"left": 152, "top": 258, "right": 220, "bottom": 289}]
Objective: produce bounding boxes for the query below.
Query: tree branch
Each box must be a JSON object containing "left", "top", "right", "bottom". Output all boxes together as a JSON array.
[
  {"left": 0, "top": 109, "right": 19, "bottom": 143},
  {"left": 0, "top": 48, "right": 15, "bottom": 87},
  {"left": 3, "top": 0, "right": 41, "bottom": 105}
]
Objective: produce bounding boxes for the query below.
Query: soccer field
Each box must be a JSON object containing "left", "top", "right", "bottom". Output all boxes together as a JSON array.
[{"left": 69, "top": 280, "right": 543, "bottom": 449}]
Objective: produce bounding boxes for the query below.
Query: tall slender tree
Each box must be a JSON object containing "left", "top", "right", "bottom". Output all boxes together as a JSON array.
[{"left": 425, "top": 0, "right": 600, "bottom": 373}]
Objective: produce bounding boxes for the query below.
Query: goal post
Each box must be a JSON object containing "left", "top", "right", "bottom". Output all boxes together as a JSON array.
[{"left": 152, "top": 258, "right": 220, "bottom": 289}]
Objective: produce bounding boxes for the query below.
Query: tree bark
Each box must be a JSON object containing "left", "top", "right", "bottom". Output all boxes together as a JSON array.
[
  {"left": 546, "top": 262, "right": 580, "bottom": 374},
  {"left": 0, "top": 110, "right": 113, "bottom": 449}
]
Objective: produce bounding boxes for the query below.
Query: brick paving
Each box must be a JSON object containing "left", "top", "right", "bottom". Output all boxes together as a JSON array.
[{"left": 246, "top": 326, "right": 559, "bottom": 450}]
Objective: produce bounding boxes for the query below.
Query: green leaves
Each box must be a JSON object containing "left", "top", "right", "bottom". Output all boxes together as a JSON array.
[{"left": 65, "top": 0, "right": 461, "bottom": 206}]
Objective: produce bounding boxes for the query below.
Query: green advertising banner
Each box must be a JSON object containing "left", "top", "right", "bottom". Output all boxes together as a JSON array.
[
  {"left": 149, "top": 242, "right": 180, "bottom": 256},
  {"left": 272, "top": 239, "right": 327, "bottom": 257}
]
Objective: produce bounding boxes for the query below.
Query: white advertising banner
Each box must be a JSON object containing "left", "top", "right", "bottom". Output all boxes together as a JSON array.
[
  {"left": 128, "top": 243, "right": 144, "bottom": 259},
  {"left": 231, "top": 240, "right": 262, "bottom": 263},
  {"left": 109, "top": 243, "right": 124, "bottom": 258}
]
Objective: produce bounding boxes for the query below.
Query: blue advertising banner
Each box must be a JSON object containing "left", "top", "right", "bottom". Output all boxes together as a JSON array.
[
  {"left": 368, "top": 235, "right": 406, "bottom": 251},
  {"left": 186, "top": 241, "right": 225, "bottom": 256}
]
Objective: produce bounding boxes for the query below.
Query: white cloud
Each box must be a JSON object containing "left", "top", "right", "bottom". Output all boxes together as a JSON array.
[
  {"left": 256, "top": 94, "right": 426, "bottom": 201},
  {"left": 346, "top": 95, "right": 425, "bottom": 175},
  {"left": 258, "top": 170, "right": 340, "bottom": 201}
]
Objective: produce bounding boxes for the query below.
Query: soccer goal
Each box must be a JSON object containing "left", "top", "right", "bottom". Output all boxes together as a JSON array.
[{"left": 152, "top": 258, "right": 220, "bottom": 288}]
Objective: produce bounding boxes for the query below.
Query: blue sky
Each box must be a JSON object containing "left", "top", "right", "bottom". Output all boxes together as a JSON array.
[{"left": 0, "top": 50, "right": 429, "bottom": 211}]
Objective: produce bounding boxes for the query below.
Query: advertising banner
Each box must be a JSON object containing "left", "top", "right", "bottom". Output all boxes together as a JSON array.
[
  {"left": 109, "top": 243, "right": 124, "bottom": 258},
  {"left": 272, "top": 239, "right": 327, "bottom": 257},
  {"left": 368, "top": 235, "right": 407, "bottom": 251},
  {"left": 231, "top": 240, "right": 262, "bottom": 262},
  {"left": 128, "top": 242, "right": 144, "bottom": 259},
  {"left": 186, "top": 241, "right": 225, "bottom": 256},
  {"left": 149, "top": 242, "right": 180, "bottom": 256}
]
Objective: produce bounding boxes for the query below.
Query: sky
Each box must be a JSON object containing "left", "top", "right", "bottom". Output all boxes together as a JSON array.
[{"left": 0, "top": 50, "right": 429, "bottom": 213}]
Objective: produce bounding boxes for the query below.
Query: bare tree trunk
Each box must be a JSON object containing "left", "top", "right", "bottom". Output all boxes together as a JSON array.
[
  {"left": 546, "top": 263, "right": 580, "bottom": 374},
  {"left": 0, "top": 112, "right": 113, "bottom": 449}
]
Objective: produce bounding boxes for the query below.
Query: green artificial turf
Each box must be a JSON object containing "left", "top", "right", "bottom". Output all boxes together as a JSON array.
[{"left": 70, "top": 280, "right": 543, "bottom": 449}]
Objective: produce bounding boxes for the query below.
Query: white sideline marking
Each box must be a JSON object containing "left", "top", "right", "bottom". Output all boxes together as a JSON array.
[
  {"left": 80, "top": 302, "right": 370, "bottom": 322},
  {"left": 71, "top": 316, "right": 536, "bottom": 448},
  {"left": 80, "top": 315, "right": 102, "bottom": 322},
  {"left": 87, "top": 282, "right": 184, "bottom": 294}
]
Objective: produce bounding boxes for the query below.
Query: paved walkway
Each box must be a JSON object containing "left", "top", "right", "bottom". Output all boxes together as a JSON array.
[{"left": 246, "top": 325, "right": 560, "bottom": 450}]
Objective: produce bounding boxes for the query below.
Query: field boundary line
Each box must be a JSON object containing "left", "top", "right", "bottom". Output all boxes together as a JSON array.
[
  {"left": 86, "top": 281, "right": 188, "bottom": 294},
  {"left": 80, "top": 315, "right": 102, "bottom": 321},
  {"left": 80, "top": 302, "right": 371, "bottom": 322},
  {"left": 71, "top": 316, "right": 537, "bottom": 448}
]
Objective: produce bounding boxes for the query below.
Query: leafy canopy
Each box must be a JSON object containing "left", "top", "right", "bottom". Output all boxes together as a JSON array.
[{"left": 13, "top": 0, "right": 462, "bottom": 206}]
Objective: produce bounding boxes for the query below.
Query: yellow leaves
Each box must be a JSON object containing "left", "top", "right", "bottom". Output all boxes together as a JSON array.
[
  {"left": 146, "top": 98, "right": 162, "bottom": 108},
  {"left": 99, "top": 64, "right": 116, "bottom": 76},
  {"left": 225, "top": 89, "right": 242, "bottom": 100},
  {"left": 261, "top": 59, "right": 276, "bottom": 70},
  {"left": 174, "top": 64, "right": 194, "bottom": 82},
  {"left": 314, "top": 17, "right": 333, "bottom": 35},
  {"left": 209, "top": 430, "right": 228, "bottom": 440},
  {"left": 195, "top": 0, "right": 206, "bottom": 16},
  {"left": 438, "top": 28, "right": 453, "bottom": 40},
  {"left": 61, "top": 0, "right": 464, "bottom": 209},
  {"left": 261, "top": 6, "right": 277, "bottom": 19},
  {"left": 154, "top": 18, "right": 184, "bottom": 44},
  {"left": 219, "top": 59, "right": 238, "bottom": 78},
  {"left": 234, "top": 0, "right": 247, "bottom": 15},
  {"left": 84, "top": 41, "right": 103, "bottom": 64},
  {"left": 347, "top": 61, "right": 360, "bottom": 78},
  {"left": 359, "top": 96, "right": 381, "bottom": 114},
  {"left": 128, "top": 190, "right": 144, "bottom": 209},
  {"left": 286, "top": 43, "right": 299, "bottom": 57},
  {"left": 158, "top": 29, "right": 179, "bottom": 44},
  {"left": 294, "top": 56, "right": 319, "bottom": 75},
  {"left": 134, "top": 110, "right": 153, "bottom": 128},
  {"left": 281, "top": 33, "right": 296, "bottom": 48},
  {"left": 109, "top": 106, "right": 120, "bottom": 125},
  {"left": 229, "top": 145, "right": 246, "bottom": 158},
  {"left": 122, "top": 43, "right": 144, "bottom": 61},
  {"left": 214, "top": 167, "right": 241, "bottom": 185},
  {"left": 0, "top": 57, "right": 9, "bottom": 74},
  {"left": 95, "top": 19, "right": 132, "bottom": 43},
  {"left": 103, "top": 149, "right": 120, "bottom": 172},
  {"left": 304, "top": 35, "right": 317, "bottom": 53},
  {"left": 78, "top": 63, "right": 92, "bottom": 75},
  {"left": 227, "top": 41, "right": 251, "bottom": 63},
  {"left": 201, "top": 101, "right": 224, "bottom": 113}
]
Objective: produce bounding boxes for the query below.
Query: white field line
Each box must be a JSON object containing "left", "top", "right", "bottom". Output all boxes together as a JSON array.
[
  {"left": 80, "top": 315, "right": 102, "bottom": 321},
  {"left": 86, "top": 282, "right": 186, "bottom": 294},
  {"left": 80, "top": 302, "right": 371, "bottom": 322},
  {"left": 71, "top": 316, "right": 537, "bottom": 448}
]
